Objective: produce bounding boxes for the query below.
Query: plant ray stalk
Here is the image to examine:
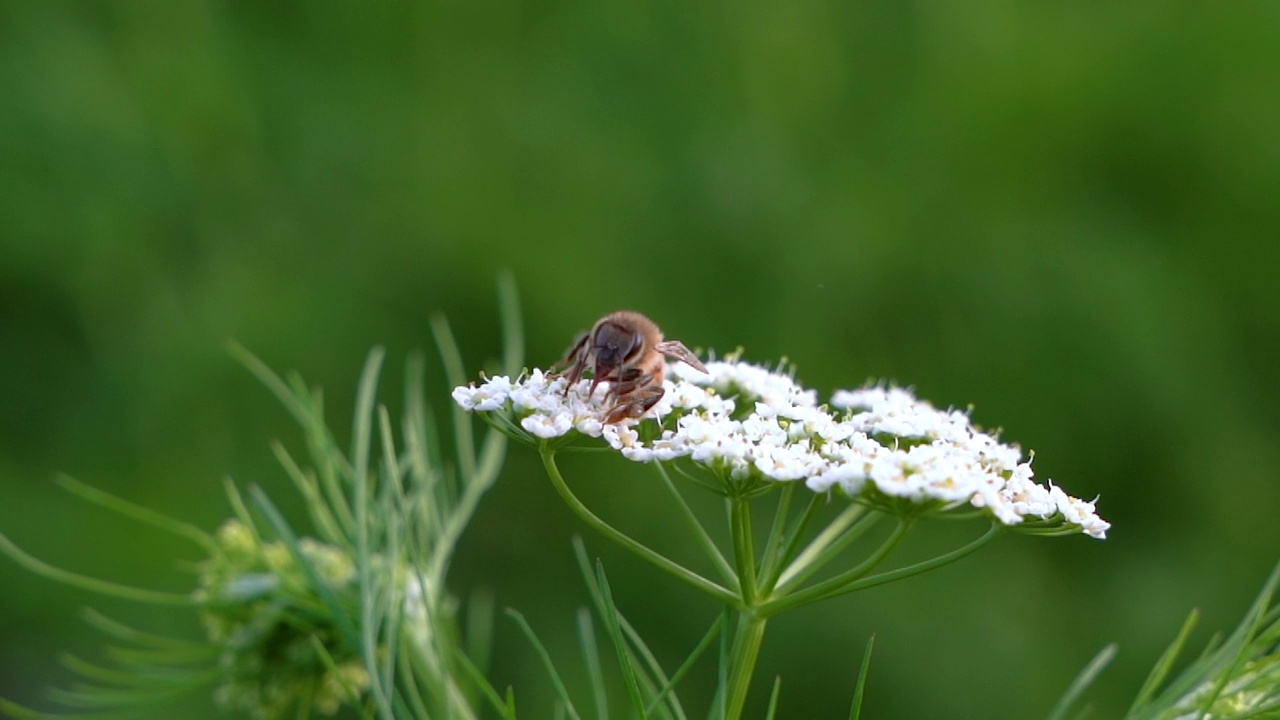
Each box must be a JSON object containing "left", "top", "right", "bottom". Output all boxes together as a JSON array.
[
  {"left": 654, "top": 461, "right": 737, "bottom": 588},
  {"left": 539, "top": 450, "right": 738, "bottom": 605}
]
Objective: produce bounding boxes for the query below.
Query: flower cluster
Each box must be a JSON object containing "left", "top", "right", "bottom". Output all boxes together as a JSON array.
[
  {"left": 453, "top": 359, "right": 1109, "bottom": 538},
  {"left": 196, "top": 520, "right": 369, "bottom": 718}
]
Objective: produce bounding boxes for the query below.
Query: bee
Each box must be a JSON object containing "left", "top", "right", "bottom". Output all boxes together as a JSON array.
[{"left": 553, "top": 310, "right": 708, "bottom": 424}]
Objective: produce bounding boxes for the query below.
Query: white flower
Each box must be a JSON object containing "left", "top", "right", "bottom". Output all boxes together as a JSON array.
[
  {"left": 452, "top": 376, "right": 514, "bottom": 412},
  {"left": 453, "top": 360, "right": 1110, "bottom": 538},
  {"left": 574, "top": 417, "right": 604, "bottom": 437},
  {"left": 752, "top": 443, "right": 826, "bottom": 482},
  {"left": 521, "top": 413, "right": 573, "bottom": 439}
]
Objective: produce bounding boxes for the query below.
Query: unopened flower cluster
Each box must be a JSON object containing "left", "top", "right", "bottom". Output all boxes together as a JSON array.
[
  {"left": 196, "top": 520, "right": 441, "bottom": 717},
  {"left": 453, "top": 360, "right": 1109, "bottom": 539},
  {"left": 196, "top": 521, "right": 369, "bottom": 717}
]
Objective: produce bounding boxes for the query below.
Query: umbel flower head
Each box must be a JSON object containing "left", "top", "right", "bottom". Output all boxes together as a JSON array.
[{"left": 454, "top": 356, "right": 1110, "bottom": 539}]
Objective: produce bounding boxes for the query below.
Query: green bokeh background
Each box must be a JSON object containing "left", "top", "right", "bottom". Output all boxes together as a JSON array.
[{"left": 3, "top": 2, "right": 1279, "bottom": 717}]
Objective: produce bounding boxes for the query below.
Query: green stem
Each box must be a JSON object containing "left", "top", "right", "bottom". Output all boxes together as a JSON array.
[
  {"left": 723, "top": 613, "right": 768, "bottom": 720},
  {"left": 759, "top": 492, "right": 824, "bottom": 593},
  {"left": 730, "top": 496, "right": 758, "bottom": 606},
  {"left": 754, "top": 483, "right": 795, "bottom": 594},
  {"left": 767, "top": 523, "right": 1002, "bottom": 616},
  {"left": 540, "top": 451, "right": 738, "bottom": 606},
  {"left": 654, "top": 462, "right": 737, "bottom": 588},
  {"left": 775, "top": 504, "right": 876, "bottom": 592},
  {"left": 761, "top": 519, "right": 911, "bottom": 617}
]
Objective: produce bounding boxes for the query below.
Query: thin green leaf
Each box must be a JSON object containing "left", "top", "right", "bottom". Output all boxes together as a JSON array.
[
  {"left": 1127, "top": 609, "right": 1199, "bottom": 716},
  {"left": 226, "top": 341, "right": 312, "bottom": 427},
  {"left": 1144, "top": 561, "right": 1280, "bottom": 719},
  {"left": 764, "top": 676, "right": 783, "bottom": 720},
  {"left": 1192, "top": 601, "right": 1269, "bottom": 720},
  {"left": 466, "top": 589, "right": 496, "bottom": 680},
  {"left": 220, "top": 478, "right": 263, "bottom": 546},
  {"left": 101, "top": 645, "right": 217, "bottom": 667},
  {"left": 278, "top": 370, "right": 355, "bottom": 540},
  {"left": 594, "top": 562, "right": 646, "bottom": 715},
  {"left": 643, "top": 613, "right": 724, "bottom": 719},
  {"left": 54, "top": 476, "right": 215, "bottom": 553},
  {"left": 848, "top": 634, "right": 875, "bottom": 720},
  {"left": 44, "top": 682, "right": 191, "bottom": 709},
  {"left": 78, "top": 609, "right": 206, "bottom": 651},
  {"left": 402, "top": 367, "right": 446, "bottom": 551},
  {"left": 0, "top": 531, "right": 191, "bottom": 606},
  {"left": 0, "top": 697, "right": 60, "bottom": 719},
  {"left": 247, "top": 486, "right": 360, "bottom": 645},
  {"left": 1045, "top": 644, "right": 1116, "bottom": 720},
  {"left": 57, "top": 655, "right": 140, "bottom": 686},
  {"left": 431, "top": 314, "right": 476, "bottom": 482},
  {"left": 496, "top": 270, "right": 525, "bottom": 378},
  {"left": 350, "top": 348, "right": 384, "bottom": 513},
  {"left": 395, "top": 641, "right": 432, "bottom": 720},
  {"left": 449, "top": 642, "right": 512, "bottom": 718},
  {"left": 572, "top": 538, "right": 688, "bottom": 720},
  {"left": 505, "top": 609, "right": 582, "bottom": 720},
  {"left": 270, "top": 441, "right": 345, "bottom": 546},
  {"left": 349, "top": 351, "right": 383, "bottom": 664},
  {"left": 577, "top": 607, "right": 609, "bottom": 720},
  {"left": 429, "top": 420, "right": 507, "bottom": 581},
  {"left": 373, "top": 438, "right": 404, "bottom": 716}
]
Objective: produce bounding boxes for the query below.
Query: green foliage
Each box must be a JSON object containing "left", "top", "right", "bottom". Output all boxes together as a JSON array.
[
  {"left": 0, "top": 278, "right": 524, "bottom": 718},
  {"left": 3, "top": 5, "right": 1280, "bottom": 714},
  {"left": 1132, "top": 561, "right": 1280, "bottom": 720}
]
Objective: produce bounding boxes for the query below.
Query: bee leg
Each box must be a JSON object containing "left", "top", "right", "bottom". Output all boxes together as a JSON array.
[
  {"left": 603, "top": 367, "right": 646, "bottom": 402},
  {"left": 604, "top": 384, "right": 665, "bottom": 425},
  {"left": 553, "top": 334, "right": 590, "bottom": 395}
]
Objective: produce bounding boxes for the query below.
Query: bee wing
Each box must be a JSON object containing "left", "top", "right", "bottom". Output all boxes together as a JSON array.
[{"left": 655, "top": 340, "right": 708, "bottom": 374}]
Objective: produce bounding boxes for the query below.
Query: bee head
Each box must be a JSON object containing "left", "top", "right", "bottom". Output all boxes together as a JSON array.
[{"left": 589, "top": 320, "right": 641, "bottom": 390}]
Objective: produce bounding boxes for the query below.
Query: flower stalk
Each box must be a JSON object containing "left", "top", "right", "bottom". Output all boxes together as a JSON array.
[
  {"left": 723, "top": 612, "right": 769, "bottom": 720},
  {"left": 540, "top": 449, "right": 739, "bottom": 606}
]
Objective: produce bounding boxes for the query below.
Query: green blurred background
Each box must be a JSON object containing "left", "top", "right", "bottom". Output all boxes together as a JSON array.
[{"left": 3, "top": 1, "right": 1279, "bottom": 717}]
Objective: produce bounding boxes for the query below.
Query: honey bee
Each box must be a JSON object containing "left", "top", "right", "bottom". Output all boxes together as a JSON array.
[{"left": 553, "top": 310, "right": 708, "bottom": 424}]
